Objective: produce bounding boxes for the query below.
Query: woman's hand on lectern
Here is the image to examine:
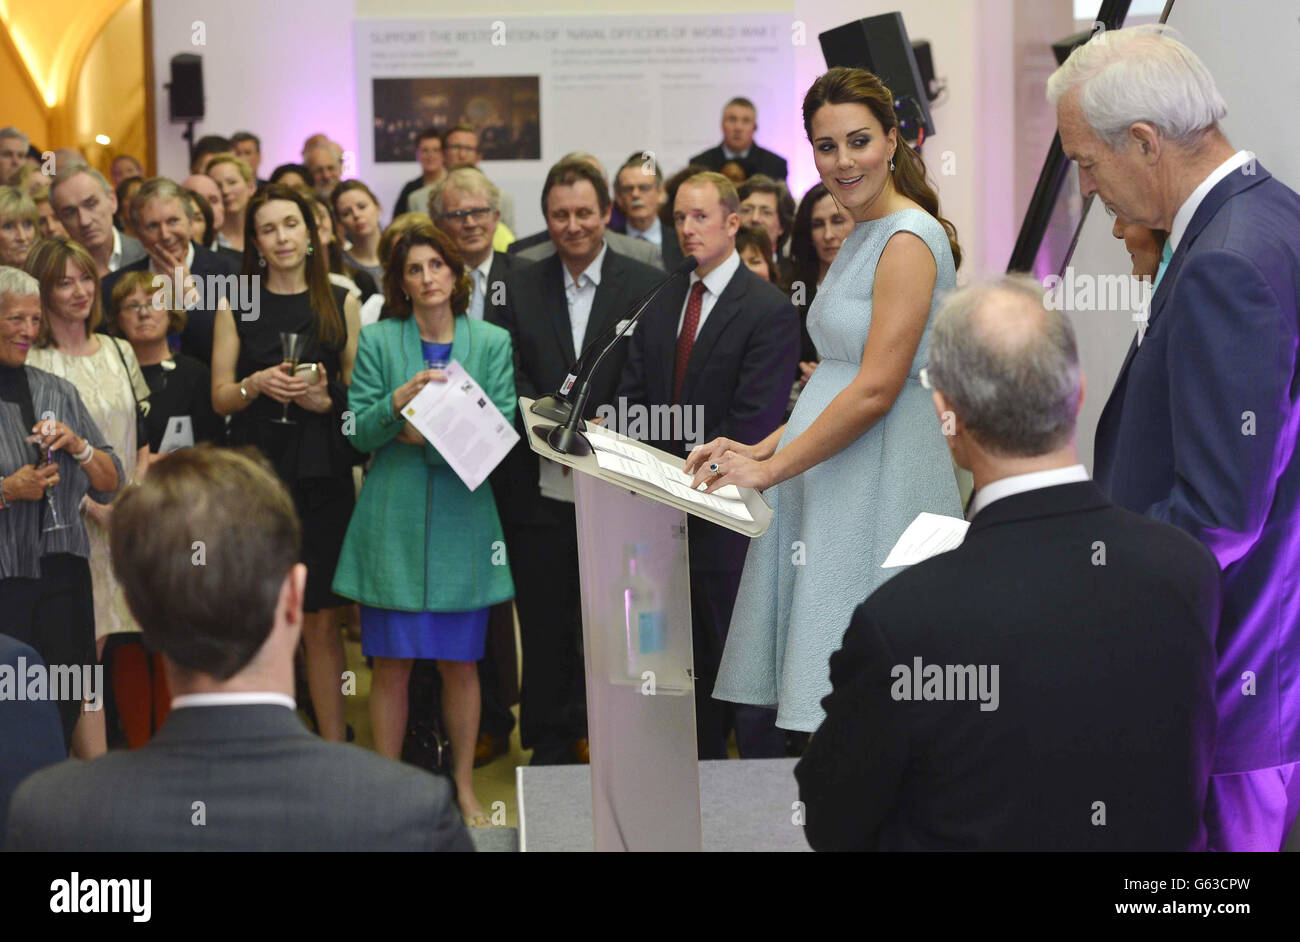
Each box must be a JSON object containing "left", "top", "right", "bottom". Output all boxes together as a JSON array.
[{"left": 685, "top": 437, "right": 754, "bottom": 476}]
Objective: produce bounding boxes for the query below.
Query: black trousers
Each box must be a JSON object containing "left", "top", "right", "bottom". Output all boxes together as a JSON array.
[
  {"left": 508, "top": 520, "right": 587, "bottom": 759},
  {"left": 0, "top": 553, "right": 96, "bottom": 746}
]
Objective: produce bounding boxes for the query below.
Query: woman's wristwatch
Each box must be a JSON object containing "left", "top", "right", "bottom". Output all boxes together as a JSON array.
[{"left": 239, "top": 377, "right": 253, "bottom": 401}]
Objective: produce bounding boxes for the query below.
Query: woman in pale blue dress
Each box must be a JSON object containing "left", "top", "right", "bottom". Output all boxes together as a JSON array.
[{"left": 687, "top": 67, "right": 965, "bottom": 732}]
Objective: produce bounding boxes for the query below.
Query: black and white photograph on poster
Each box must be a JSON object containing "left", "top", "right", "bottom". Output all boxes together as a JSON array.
[{"left": 372, "top": 76, "right": 540, "bottom": 163}]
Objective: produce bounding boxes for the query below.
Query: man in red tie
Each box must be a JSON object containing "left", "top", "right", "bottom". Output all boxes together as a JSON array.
[{"left": 618, "top": 171, "right": 799, "bottom": 759}]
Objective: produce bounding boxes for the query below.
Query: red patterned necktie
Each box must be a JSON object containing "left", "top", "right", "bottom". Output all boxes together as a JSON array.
[{"left": 674, "top": 281, "right": 706, "bottom": 403}]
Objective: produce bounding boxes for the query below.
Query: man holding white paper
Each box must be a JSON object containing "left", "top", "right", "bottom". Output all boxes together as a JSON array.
[{"left": 796, "top": 274, "right": 1220, "bottom": 850}]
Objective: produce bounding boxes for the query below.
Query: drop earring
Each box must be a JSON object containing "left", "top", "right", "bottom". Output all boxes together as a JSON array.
[
  {"left": 307, "top": 245, "right": 314, "bottom": 255},
  {"left": 889, "top": 156, "right": 896, "bottom": 172},
  {"left": 258, "top": 255, "right": 266, "bottom": 267}
]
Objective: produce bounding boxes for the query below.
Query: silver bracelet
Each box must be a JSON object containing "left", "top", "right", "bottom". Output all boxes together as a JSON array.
[{"left": 73, "top": 441, "right": 94, "bottom": 464}]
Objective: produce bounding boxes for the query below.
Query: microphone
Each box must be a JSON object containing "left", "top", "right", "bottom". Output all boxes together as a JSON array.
[
  {"left": 525, "top": 253, "right": 696, "bottom": 423},
  {"left": 536, "top": 254, "right": 699, "bottom": 457}
]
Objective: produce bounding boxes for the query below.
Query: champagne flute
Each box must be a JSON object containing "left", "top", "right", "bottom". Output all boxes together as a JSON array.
[
  {"left": 271, "top": 332, "right": 308, "bottom": 425},
  {"left": 38, "top": 446, "right": 73, "bottom": 533}
]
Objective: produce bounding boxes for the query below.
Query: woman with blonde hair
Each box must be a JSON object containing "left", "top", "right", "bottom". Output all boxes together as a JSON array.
[
  {"left": 0, "top": 185, "right": 38, "bottom": 268},
  {"left": 206, "top": 153, "right": 255, "bottom": 253},
  {"left": 688, "top": 67, "right": 965, "bottom": 736},
  {"left": 26, "top": 237, "right": 152, "bottom": 751}
]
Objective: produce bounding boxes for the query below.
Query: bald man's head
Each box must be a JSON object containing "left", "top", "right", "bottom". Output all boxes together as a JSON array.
[{"left": 929, "top": 274, "right": 1081, "bottom": 457}]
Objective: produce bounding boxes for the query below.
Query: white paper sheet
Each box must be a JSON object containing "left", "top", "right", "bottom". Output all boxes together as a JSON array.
[
  {"left": 881, "top": 512, "right": 970, "bottom": 568},
  {"left": 587, "top": 432, "right": 754, "bottom": 523},
  {"left": 401, "top": 360, "right": 519, "bottom": 491}
]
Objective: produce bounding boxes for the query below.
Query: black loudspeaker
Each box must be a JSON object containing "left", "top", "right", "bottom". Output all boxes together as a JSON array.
[
  {"left": 167, "top": 54, "right": 204, "bottom": 123},
  {"left": 911, "top": 40, "right": 938, "bottom": 101},
  {"left": 819, "top": 13, "right": 935, "bottom": 142}
]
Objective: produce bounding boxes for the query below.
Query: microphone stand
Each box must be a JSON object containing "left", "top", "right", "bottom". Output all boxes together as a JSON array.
[{"left": 537, "top": 256, "right": 698, "bottom": 457}]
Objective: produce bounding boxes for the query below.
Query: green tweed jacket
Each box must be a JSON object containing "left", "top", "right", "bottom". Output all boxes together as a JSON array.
[{"left": 332, "top": 314, "right": 516, "bottom": 612}]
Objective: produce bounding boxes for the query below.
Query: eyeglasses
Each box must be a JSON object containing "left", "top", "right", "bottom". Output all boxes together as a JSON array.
[
  {"left": 119, "top": 303, "right": 151, "bottom": 314},
  {"left": 441, "top": 207, "right": 493, "bottom": 224}
]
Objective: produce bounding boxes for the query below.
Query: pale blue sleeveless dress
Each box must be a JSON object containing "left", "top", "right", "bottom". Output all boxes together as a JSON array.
[{"left": 714, "top": 209, "right": 962, "bottom": 731}]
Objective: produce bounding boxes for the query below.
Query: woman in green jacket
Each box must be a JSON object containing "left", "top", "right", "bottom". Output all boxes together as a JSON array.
[{"left": 332, "top": 223, "right": 515, "bottom": 826}]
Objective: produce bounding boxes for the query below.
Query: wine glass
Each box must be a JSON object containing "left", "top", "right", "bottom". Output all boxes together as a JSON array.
[
  {"left": 270, "top": 332, "right": 309, "bottom": 425},
  {"left": 38, "top": 447, "right": 73, "bottom": 534}
]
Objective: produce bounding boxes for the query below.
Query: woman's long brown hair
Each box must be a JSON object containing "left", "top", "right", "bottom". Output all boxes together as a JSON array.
[
  {"left": 241, "top": 183, "right": 344, "bottom": 348},
  {"left": 803, "top": 66, "right": 963, "bottom": 269}
]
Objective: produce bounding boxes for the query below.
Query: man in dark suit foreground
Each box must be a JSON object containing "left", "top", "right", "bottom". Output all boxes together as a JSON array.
[
  {"left": 617, "top": 171, "right": 798, "bottom": 759},
  {"left": 489, "top": 158, "right": 663, "bottom": 764},
  {"left": 795, "top": 274, "right": 1220, "bottom": 851},
  {"left": 5, "top": 446, "right": 472, "bottom": 851}
]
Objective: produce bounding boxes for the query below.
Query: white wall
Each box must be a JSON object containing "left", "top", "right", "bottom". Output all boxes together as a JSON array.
[{"left": 151, "top": 0, "right": 358, "bottom": 179}]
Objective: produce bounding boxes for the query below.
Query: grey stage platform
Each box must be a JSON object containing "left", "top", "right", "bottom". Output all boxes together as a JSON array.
[{"left": 516, "top": 758, "right": 811, "bottom": 851}]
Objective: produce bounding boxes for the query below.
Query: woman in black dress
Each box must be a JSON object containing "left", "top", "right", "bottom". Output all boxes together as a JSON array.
[{"left": 210, "top": 183, "right": 361, "bottom": 741}]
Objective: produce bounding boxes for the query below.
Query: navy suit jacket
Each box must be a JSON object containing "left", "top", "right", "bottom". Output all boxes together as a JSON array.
[
  {"left": 1093, "top": 162, "right": 1300, "bottom": 774},
  {"left": 617, "top": 262, "right": 798, "bottom": 570},
  {"left": 0, "top": 635, "right": 66, "bottom": 849},
  {"left": 101, "top": 242, "right": 240, "bottom": 367}
]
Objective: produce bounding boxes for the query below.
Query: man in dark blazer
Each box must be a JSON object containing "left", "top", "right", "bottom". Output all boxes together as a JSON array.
[
  {"left": 1054, "top": 26, "right": 1300, "bottom": 851},
  {"left": 795, "top": 275, "right": 1220, "bottom": 851},
  {"left": 489, "top": 158, "right": 663, "bottom": 765},
  {"left": 689, "top": 97, "right": 788, "bottom": 183},
  {"left": 5, "top": 447, "right": 472, "bottom": 851},
  {"left": 0, "top": 635, "right": 67, "bottom": 849},
  {"left": 616, "top": 171, "right": 798, "bottom": 759},
  {"left": 101, "top": 178, "right": 239, "bottom": 367}
]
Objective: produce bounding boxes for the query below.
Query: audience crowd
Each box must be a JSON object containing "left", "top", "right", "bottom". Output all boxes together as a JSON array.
[{"left": 2, "top": 29, "right": 1299, "bottom": 853}]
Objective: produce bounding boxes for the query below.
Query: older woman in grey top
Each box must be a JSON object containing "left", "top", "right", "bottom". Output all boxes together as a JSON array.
[{"left": 0, "top": 266, "right": 122, "bottom": 753}]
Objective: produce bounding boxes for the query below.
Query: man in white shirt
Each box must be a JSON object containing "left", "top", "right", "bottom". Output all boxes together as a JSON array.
[
  {"left": 1053, "top": 24, "right": 1300, "bottom": 851},
  {"left": 49, "top": 163, "right": 146, "bottom": 275},
  {"left": 5, "top": 446, "right": 472, "bottom": 851},
  {"left": 488, "top": 158, "right": 662, "bottom": 765},
  {"left": 795, "top": 273, "right": 1220, "bottom": 851}
]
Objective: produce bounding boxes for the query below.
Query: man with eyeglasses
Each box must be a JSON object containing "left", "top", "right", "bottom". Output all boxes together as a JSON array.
[
  {"left": 611, "top": 152, "right": 672, "bottom": 269},
  {"left": 434, "top": 125, "right": 515, "bottom": 232},
  {"left": 429, "top": 168, "right": 521, "bottom": 324}
]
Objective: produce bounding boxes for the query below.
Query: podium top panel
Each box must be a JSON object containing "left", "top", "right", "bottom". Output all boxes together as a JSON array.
[{"left": 518, "top": 397, "right": 773, "bottom": 539}]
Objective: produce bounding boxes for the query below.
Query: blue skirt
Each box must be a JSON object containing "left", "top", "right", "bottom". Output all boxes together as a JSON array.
[{"left": 360, "top": 605, "right": 489, "bottom": 662}]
